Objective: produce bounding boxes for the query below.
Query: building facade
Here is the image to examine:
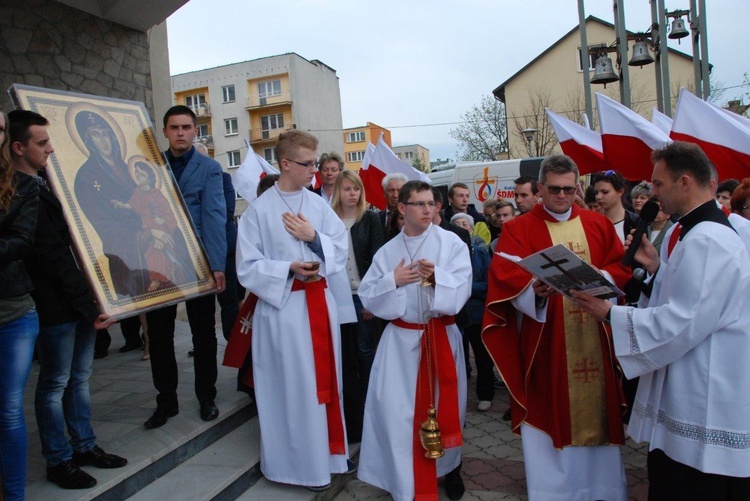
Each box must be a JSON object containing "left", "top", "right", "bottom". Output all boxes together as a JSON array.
[
  {"left": 393, "top": 144, "right": 430, "bottom": 172},
  {"left": 171, "top": 53, "right": 344, "bottom": 213},
  {"left": 342, "top": 122, "right": 391, "bottom": 171},
  {"left": 493, "top": 16, "right": 695, "bottom": 158}
]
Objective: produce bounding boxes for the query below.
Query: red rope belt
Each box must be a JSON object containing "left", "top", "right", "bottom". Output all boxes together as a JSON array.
[
  {"left": 391, "top": 315, "right": 462, "bottom": 501},
  {"left": 291, "top": 278, "right": 346, "bottom": 455}
]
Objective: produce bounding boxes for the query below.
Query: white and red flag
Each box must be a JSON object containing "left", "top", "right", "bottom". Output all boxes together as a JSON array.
[
  {"left": 358, "top": 135, "right": 430, "bottom": 210},
  {"left": 233, "top": 140, "right": 280, "bottom": 202},
  {"left": 596, "top": 92, "right": 671, "bottom": 180},
  {"left": 670, "top": 88, "right": 750, "bottom": 180},
  {"left": 545, "top": 108, "right": 605, "bottom": 174},
  {"left": 651, "top": 108, "right": 673, "bottom": 136},
  {"left": 720, "top": 107, "right": 750, "bottom": 131}
]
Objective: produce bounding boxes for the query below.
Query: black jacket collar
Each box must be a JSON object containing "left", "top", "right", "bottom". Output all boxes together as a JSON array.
[{"left": 678, "top": 199, "right": 734, "bottom": 240}]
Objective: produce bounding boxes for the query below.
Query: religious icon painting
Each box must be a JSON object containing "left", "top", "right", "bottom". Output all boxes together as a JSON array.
[{"left": 9, "top": 84, "right": 217, "bottom": 319}]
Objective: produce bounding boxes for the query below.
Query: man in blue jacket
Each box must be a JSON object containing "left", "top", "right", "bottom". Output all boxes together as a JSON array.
[{"left": 144, "top": 106, "right": 227, "bottom": 428}]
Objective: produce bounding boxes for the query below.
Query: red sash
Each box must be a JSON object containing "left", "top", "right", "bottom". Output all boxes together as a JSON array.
[
  {"left": 391, "top": 316, "right": 462, "bottom": 501},
  {"left": 290, "top": 278, "right": 346, "bottom": 455},
  {"left": 667, "top": 223, "right": 682, "bottom": 257}
]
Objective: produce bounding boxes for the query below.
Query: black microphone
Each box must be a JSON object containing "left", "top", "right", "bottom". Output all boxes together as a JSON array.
[{"left": 622, "top": 201, "right": 660, "bottom": 267}]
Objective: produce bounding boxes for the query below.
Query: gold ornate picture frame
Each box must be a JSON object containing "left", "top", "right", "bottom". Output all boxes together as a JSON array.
[{"left": 10, "top": 84, "right": 217, "bottom": 319}]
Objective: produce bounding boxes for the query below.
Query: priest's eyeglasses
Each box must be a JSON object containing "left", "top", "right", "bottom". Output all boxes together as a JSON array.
[
  {"left": 545, "top": 185, "right": 577, "bottom": 195},
  {"left": 285, "top": 158, "right": 318, "bottom": 169},
  {"left": 403, "top": 201, "right": 437, "bottom": 209}
]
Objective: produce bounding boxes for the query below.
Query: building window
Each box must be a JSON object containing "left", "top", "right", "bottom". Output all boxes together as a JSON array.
[
  {"left": 225, "top": 117, "right": 238, "bottom": 136},
  {"left": 347, "top": 151, "right": 365, "bottom": 162},
  {"left": 258, "top": 79, "right": 282, "bottom": 98},
  {"left": 577, "top": 47, "right": 597, "bottom": 72},
  {"left": 263, "top": 147, "right": 276, "bottom": 163},
  {"left": 260, "top": 113, "right": 284, "bottom": 131},
  {"left": 405, "top": 151, "right": 414, "bottom": 159},
  {"left": 228, "top": 150, "right": 241, "bottom": 168},
  {"left": 185, "top": 93, "right": 206, "bottom": 111},
  {"left": 197, "top": 124, "right": 208, "bottom": 137},
  {"left": 222, "top": 85, "right": 235, "bottom": 103},
  {"left": 346, "top": 131, "right": 365, "bottom": 143}
]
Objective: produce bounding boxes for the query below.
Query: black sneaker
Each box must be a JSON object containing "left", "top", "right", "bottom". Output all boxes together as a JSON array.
[{"left": 47, "top": 460, "right": 97, "bottom": 489}]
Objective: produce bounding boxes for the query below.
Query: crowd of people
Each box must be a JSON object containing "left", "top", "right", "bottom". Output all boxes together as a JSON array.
[{"left": 2, "top": 102, "right": 750, "bottom": 501}]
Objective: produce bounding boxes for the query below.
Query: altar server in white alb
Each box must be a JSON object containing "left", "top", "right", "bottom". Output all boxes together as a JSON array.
[
  {"left": 572, "top": 141, "right": 750, "bottom": 499},
  {"left": 358, "top": 180, "right": 472, "bottom": 501},
  {"left": 236, "top": 130, "right": 353, "bottom": 490}
]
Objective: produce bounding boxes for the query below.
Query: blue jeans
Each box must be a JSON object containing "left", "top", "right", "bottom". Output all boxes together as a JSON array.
[
  {"left": 35, "top": 320, "right": 97, "bottom": 466},
  {"left": 0, "top": 309, "right": 39, "bottom": 501},
  {"left": 352, "top": 294, "right": 382, "bottom": 397}
]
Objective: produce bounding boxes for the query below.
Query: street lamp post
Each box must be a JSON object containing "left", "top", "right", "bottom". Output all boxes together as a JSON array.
[{"left": 520, "top": 128, "right": 538, "bottom": 157}]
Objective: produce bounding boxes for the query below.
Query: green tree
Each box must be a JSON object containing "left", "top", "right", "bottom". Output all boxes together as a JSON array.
[{"left": 412, "top": 155, "right": 428, "bottom": 173}]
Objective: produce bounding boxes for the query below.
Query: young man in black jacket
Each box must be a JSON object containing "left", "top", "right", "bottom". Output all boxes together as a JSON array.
[{"left": 9, "top": 110, "right": 126, "bottom": 490}]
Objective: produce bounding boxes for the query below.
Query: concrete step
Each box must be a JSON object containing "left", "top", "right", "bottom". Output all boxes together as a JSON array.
[
  {"left": 128, "top": 416, "right": 262, "bottom": 501},
  {"left": 24, "top": 395, "right": 256, "bottom": 501}
]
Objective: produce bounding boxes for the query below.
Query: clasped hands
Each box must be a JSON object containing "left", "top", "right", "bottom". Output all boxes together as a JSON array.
[{"left": 394, "top": 258, "right": 435, "bottom": 287}]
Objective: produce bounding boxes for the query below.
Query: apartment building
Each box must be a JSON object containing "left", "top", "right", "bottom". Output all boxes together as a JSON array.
[
  {"left": 342, "top": 122, "right": 392, "bottom": 171},
  {"left": 393, "top": 144, "right": 430, "bottom": 172},
  {"left": 171, "top": 53, "right": 344, "bottom": 213}
]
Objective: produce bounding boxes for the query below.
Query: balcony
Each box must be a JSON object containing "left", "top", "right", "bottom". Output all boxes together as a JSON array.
[
  {"left": 249, "top": 125, "right": 295, "bottom": 144},
  {"left": 245, "top": 91, "right": 292, "bottom": 110},
  {"left": 196, "top": 135, "right": 214, "bottom": 150},
  {"left": 192, "top": 104, "right": 211, "bottom": 118}
]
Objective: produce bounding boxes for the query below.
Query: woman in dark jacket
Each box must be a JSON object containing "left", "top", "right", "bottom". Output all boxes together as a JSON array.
[
  {"left": 0, "top": 108, "right": 40, "bottom": 501},
  {"left": 332, "top": 170, "right": 385, "bottom": 442}
]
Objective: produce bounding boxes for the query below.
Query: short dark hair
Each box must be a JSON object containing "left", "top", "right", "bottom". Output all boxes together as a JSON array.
[
  {"left": 257, "top": 173, "right": 279, "bottom": 197},
  {"left": 651, "top": 141, "right": 711, "bottom": 188},
  {"left": 514, "top": 175, "right": 539, "bottom": 194},
  {"left": 537, "top": 155, "right": 579, "bottom": 185},
  {"left": 448, "top": 182, "right": 469, "bottom": 199},
  {"left": 8, "top": 109, "right": 49, "bottom": 146},
  {"left": 399, "top": 180, "right": 432, "bottom": 205},
  {"left": 584, "top": 185, "right": 597, "bottom": 204},
  {"left": 717, "top": 178, "right": 740, "bottom": 196},
  {"left": 592, "top": 170, "right": 626, "bottom": 192},
  {"left": 430, "top": 186, "right": 444, "bottom": 206},
  {"left": 163, "top": 105, "right": 197, "bottom": 127}
]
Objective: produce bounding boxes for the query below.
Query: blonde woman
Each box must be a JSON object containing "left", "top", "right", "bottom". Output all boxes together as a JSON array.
[{"left": 331, "top": 170, "right": 385, "bottom": 442}]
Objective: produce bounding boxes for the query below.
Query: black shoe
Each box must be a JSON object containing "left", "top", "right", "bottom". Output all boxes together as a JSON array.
[
  {"left": 144, "top": 406, "right": 179, "bottom": 429},
  {"left": 200, "top": 400, "right": 219, "bottom": 421},
  {"left": 73, "top": 445, "right": 127, "bottom": 469},
  {"left": 47, "top": 460, "right": 97, "bottom": 489},
  {"left": 445, "top": 463, "right": 465, "bottom": 500},
  {"left": 94, "top": 351, "right": 108, "bottom": 360},
  {"left": 306, "top": 483, "right": 331, "bottom": 492},
  {"left": 188, "top": 349, "right": 195, "bottom": 357},
  {"left": 502, "top": 409, "right": 511, "bottom": 421},
  {"left": 119, "top": 342, "right": 143, "bottom": 353}
]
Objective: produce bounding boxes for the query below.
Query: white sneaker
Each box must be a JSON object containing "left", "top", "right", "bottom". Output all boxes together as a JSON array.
[{"left": 477, "top": 400, "right": 491, "bottom": 412}]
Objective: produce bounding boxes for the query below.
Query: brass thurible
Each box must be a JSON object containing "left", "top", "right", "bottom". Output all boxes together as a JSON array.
[{"left": 419, "top": 406, "right": 444, "bottom": 459}]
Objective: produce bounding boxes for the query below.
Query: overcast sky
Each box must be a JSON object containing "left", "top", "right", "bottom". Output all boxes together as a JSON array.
[{"left": 167, "top": 0, "right": 749, "bottom": 161}]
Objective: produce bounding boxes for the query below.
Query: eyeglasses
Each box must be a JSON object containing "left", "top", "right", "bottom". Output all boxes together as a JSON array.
[
  {"left": 604, "top": 169, "right": 616, "bottom": 176},
  {"left": 285, "top": 158, "right": 317, "bottom": 169},
  {"left": 403, "top": 201, "right": 437, "bottom": 209},
  {"left": 742, "top": 205, "right": 750, "bottom": 211},
  {"left": 544, "top": 185, "right": 577, "bottom": 195}
]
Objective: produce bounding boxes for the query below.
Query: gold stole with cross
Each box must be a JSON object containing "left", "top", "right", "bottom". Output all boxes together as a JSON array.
[{"left": 545, "top": 216, "right": 608, "bottom": 446}]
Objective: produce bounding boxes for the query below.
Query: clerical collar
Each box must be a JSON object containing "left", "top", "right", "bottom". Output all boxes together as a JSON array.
[
  {"left": 677, "top": 199, "right": 734, "bottom": 240},
  {"left": 542, "top": 204, "right": 572, "bottom": 222}
]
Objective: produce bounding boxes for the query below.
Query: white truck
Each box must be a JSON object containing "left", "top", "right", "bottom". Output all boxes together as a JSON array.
[{"left": 428, "top": 157, "right": 543, "bottom": 209}]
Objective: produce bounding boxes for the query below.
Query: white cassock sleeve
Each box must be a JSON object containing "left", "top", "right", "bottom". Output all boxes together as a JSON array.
[
  {"left": 610, "top": 228, "right": 747, "bottom": 379},
  {"left": 431, "top": 236, "right": 472, "bottom": 316}
]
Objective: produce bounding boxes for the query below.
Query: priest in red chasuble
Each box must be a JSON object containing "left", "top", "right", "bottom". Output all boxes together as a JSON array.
[{"left": 482, "top": 154, "right": 631, "bottom": 501}]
